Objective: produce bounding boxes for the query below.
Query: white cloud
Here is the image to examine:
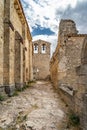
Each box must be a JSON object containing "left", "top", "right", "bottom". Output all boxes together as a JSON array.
[
  {"left": 21, "top": 0, "right": 86, "bottom": 55},
  {"left": 21, "top": 0, "right": 78, "bottom": 33}
]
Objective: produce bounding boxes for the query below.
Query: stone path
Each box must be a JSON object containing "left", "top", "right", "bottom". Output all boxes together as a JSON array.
[{"left": 0, "top": 81, "right": 68, "bottom": 130}]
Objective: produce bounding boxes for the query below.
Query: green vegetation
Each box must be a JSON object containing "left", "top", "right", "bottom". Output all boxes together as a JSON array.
[
  {"left": 16, "top": 114, "right": 27, "bottom": 123},
  {"left": 22, "top": 84, "right": 30, "bottom": 91},
  {"left": 11, "top": 84, "right": 32, "bottom": 97},
  {"left": 12, "top": 91, "right": 19, "bottom": 96},
  {"left": 0, "top": 95, "right": 5, "bottom": 101},
  {"left": 9, "top": 80, "right": 36, "bottom": 97},
  {"left": 28, "top": 80, "right": 36, "bottom": 84},
  {"left": 0, "top": 127, "right": 4, "bottom": 130},
  {"left": 22, "top": 114, "right": 27, "bottom": 121},
  {"left": 69, "top": 112, "right": 80, "bottom": 127}
]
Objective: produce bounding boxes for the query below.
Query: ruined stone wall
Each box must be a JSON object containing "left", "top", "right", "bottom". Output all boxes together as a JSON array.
[
  {"left": 0, "top": 0, "right": 33, "bottom": 95},
  {"left": 29, "top": 40, "right": 33, "bottom": 81},
  {"left": 50, "top": 19, "right": 87, "bottom": 129},
  {"left": 0, "top": 1, "right": 4, "bottom": 94},
  {"left": 50, "top": 54, "right": 58, "bottom": 88},
  {"left": 58, "top": 36, "right": 84, "bottom": 91},
  {"left": 58, "top": 36, "right": 85, "bottom": 113},
  {"left": 10, "top": 0, "right": 32, "bottom": 88},
  {"left": 75, "top": 37, "right": 87, "bottom": 130},
  {"left": 9, "top": 0, "right": 23, "bottom": 90},
  {"left": 11, "top": 0, "right": 23, "bottom": 84},
  {"left": 33, "top": 40, "right": 50, "bottom": 80}
]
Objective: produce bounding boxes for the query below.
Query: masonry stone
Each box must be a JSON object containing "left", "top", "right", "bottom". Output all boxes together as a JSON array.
[
  {"left": 50, "top": 19, "right": 87, "bottom": 129},
  {"left": 33, "top": 39, "right": 50, "bottom": 80},
  {"left": 0, "top": 0, "right": 33, "bottom": 96},
  {"left": 0, "top": 0, "right": 4, "bottom": 87}
]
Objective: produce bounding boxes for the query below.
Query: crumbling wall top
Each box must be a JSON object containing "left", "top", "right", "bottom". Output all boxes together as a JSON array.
[{"left": 59, "top": 19, "right": 78, "bottom": 35}]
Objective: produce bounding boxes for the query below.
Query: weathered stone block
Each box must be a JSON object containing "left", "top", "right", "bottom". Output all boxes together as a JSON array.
[{"left": 5, "top": 84, "right": 15, "bottom": 96}]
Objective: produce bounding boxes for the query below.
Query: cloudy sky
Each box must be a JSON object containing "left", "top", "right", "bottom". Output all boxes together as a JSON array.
[{"left": 21, "top": 0, "right": 87, "bottom": 55}]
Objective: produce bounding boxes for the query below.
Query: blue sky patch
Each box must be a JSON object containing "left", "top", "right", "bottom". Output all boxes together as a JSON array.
[{"left": 32, "top": 25, "right": 55, "bottom": 36}]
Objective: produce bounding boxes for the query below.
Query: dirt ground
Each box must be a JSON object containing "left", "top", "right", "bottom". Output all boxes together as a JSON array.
[{"left": 0, "top": 81, "right": 69, "bottom": 130}]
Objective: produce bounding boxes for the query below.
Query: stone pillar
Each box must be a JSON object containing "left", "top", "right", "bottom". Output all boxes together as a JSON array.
[
  {"left": 0, "top": 0, "right": 4, "bottom": 94},
  {"left": 8, "top": 27, "right": 15, "bottom": 95},
  {"left": 4, "top": 0, "right": 11, "bottom": 95},
  {"left": 14, "top": 31, "right": 23, "bottom": 90},
  {"left": 22, "top": 24, "right": 26, "bottom": 84},
  {"left": 23, "top": 47, "right": 26, "bottom": 83},
  {"left": 29, "top": 40, "right": 33, "bottom": 80},
  {"left": 20, "top": 42, "right": 23, "bottom": 86}
]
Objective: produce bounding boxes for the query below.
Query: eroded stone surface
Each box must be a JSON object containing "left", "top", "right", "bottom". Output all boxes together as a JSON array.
[{"left": 0, "top": 81, "right": 68, "bottom": 130}]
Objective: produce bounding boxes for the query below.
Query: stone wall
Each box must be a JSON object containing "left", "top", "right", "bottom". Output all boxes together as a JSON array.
[
  {"left": 0, "top": 0, "right": 4, "bottom": 94},
  {"left": 50, "top": 19, "right": 87, "bottom": 129},
  {"left": 0, "top": 0, "right": 4, "bottom": 85},
  {"left": 29, "top": 40, "right": 33, "bottom": 81},
  {"left": 10, "top": 0, "right": 23, "bottom": 90},
  {"left": 0, "top": 0, "right": 33, "bottom": 95},
  {"left": 50, "top": 53, "right": 58, "bottom": 88},
  {"left": 33, "top": 39, "right": 50, "bottom": 80}
]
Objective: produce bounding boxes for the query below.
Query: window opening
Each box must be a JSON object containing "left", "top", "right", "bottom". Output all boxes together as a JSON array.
[
  {"left": 41, "top": 44, "right": 46, "bottom": 53},
  {"left": 34, "top": 44, "right": 38, "bottom": 53}
]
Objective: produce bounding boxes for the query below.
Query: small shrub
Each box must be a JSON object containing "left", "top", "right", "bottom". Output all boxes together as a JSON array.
[
  {"left": 16, "top": 114, "right": 27, "bottom": 123},
  {"left": 23, "top": 114, "right": 27, "bottom": 121},
  {"left": 17, "top": 88, "right": 22, "bottom": 92},
  {"left": 12, "top": 91, "right": 19, "bottom": 96},
  {"left": 0, "top": 95, "right": 5, "bottom": 101},
  {"left": 22, "top": 86, "right": 26, "bottom": 91},
  {"left": 69, "top": 113, "right": 80, "bottom": 127},
  {"left": 28, "top": 80, "right": 36, "bottom": 84},
  {"left": 25, "top": 85, "right": 30, "bottom": 88},
  {"left": 22, "top": 84, "right": 29, "bottom": 91}
]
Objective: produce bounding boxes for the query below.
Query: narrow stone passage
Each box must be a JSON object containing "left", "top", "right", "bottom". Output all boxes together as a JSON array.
[{"left": 0, "top": 81, "right": 68, "bottom": 130}]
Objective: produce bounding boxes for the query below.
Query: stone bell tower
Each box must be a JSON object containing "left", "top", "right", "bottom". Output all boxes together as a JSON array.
[{"left": 33, "top": 39, "right": 50, "bottom": 80}]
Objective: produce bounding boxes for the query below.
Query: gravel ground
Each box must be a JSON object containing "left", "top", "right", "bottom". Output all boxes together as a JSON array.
[{"left": 0, "top": 81, "right": 69, "bottom": 130}]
